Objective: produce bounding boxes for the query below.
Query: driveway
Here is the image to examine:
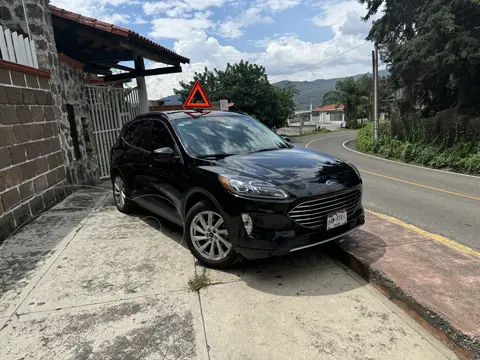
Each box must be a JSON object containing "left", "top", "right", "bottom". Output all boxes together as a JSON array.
[{"left": 0, "top": 186, "right": 457, "bottom": 359}]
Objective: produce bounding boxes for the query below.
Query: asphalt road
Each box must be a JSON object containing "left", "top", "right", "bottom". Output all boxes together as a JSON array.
[{"left": 293, "top": 131, "right": 480, "bottom": 251}]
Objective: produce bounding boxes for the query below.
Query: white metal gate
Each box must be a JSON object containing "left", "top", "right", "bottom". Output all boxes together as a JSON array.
[{"left": 86, "top": 85, "right": 141, "bottom": 179}]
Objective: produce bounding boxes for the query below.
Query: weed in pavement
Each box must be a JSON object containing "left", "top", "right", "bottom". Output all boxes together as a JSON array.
[{"left": 188, "top": 271, "right": 210, "bottom": 292}]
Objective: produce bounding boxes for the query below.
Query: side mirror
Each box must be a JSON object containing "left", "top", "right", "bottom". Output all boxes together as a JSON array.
[
  {"left": 152, "top": 147, "right": 174, "bottom": 160},
  {"left": 283, "top": 136, "right": 291, "bottom": 143}
]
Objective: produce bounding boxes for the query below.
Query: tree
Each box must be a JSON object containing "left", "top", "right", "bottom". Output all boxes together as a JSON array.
[
  {"left": 322, "top": 77, "right": 370, "bottom": 125},
  {"left": 359, "top": 0, "right": 480, "bottom": 115},
  {"left": 174, "top": 60, "right": 296, "bottom": 127}
]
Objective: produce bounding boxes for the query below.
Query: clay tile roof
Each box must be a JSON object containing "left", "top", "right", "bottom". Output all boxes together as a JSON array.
[
  {"left": 313, "top": 104, "right": 345, "bottom": 112},
  {"left": 48, "top": 5, "right": 190, "bottom": 64}
]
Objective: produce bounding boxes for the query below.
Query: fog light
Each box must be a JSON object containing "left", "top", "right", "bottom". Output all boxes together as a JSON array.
[{"left": 241, "top": 214, "right": 253, "bottom": 235}]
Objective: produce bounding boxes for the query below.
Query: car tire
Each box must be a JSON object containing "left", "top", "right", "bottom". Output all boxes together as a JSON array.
[
  {"left": 185, "top": 201, "right": 239, "bottom": 269},
  {"left": 112, "top": 174, "right": 133, "bottom": 214}
]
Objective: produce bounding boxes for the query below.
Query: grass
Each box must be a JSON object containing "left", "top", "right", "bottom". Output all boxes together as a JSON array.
[
  {"left": 188, "top": 270, "right": 210, "bottom": 292},
  {"left": 356, "top": 123, "right": 480, "bottom": 175}
]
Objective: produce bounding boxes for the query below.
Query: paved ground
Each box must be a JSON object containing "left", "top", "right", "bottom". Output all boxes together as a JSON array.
[
  {"left": 341, "top": 211, "right": 480, "bottom": 358},
  {"left": 0, "top": 187, "right": 457, "bottom": 359},
  {"left": 293, "top": 131, "right": 480, "bottom": 251}
]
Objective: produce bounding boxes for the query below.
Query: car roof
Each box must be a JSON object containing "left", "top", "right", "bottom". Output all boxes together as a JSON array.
[{"left": 137, "top": 110, "right": 244, "bottom": 121}]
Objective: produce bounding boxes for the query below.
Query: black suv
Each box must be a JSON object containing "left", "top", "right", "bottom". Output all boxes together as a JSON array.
[{"left": 110, "top": 110, "right": 364, "bottom": 268}]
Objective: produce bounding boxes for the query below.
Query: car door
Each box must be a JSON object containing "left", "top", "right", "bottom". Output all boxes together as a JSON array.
[
  {"left": 120, "top": 118, "right": 152, "bottom": 203},
  {"left": 143, "top": 119, "right": 189, "bottom": 226}
]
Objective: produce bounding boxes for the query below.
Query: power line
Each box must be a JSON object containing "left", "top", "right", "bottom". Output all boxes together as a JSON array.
[
  {"left": 293, "top": 41, "right": 370, "bottom": 74},
  {"left": 286, "top": 5, "right": 479, "bottom": 77}
]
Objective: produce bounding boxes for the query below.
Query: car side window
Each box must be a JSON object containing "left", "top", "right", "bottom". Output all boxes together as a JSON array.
[
  {"left": 150, "top": 120, "right": 175, "bottom": 151},
  {"left": 123, "top": 119, "right": 151, "bottom": 151}
]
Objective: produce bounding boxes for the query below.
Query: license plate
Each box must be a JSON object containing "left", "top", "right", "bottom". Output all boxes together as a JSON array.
[{"left": 327, "top": 209, "right": 347, "bottom": 230}]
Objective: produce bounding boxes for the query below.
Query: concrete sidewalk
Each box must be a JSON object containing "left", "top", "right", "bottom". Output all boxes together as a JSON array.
[
  {"left": 332, "top": 211, "right": 480, "bottom": 359},
  {"left": 0, "top": 187, "right": 457, "bottom": 359}
]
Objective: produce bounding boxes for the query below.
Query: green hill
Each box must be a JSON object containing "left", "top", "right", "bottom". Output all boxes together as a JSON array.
[{"left": 274, "top": 70, "right": 388, "bottom": 110}]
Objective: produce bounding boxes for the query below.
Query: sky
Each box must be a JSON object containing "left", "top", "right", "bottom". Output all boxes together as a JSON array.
[{"left": 49, "top": 0, "right": 381, "bottom": 100}]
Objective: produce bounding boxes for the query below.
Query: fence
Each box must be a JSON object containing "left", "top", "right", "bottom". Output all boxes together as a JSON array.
[
  {"left": 0, "top": 25, "right": 39, "bottom": 68},
  {"left": 86, "top": 85, "right": 141, "bottom": 179}
]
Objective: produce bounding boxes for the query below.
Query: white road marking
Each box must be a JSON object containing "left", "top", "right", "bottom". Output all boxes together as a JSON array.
[{"left": 304, "top": 132, "right": 356, "bottom": 148}]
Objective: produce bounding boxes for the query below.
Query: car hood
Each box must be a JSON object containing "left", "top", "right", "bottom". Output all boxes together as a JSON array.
[{"left": 197, "top": 147, "right": 360, "bottom": 198}]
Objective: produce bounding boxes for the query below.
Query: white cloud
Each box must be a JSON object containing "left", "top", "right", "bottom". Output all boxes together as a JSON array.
[
  {"left": 101, "top": 13, "right": 130, "bottom": 24},
  {"left": 143, "top": 2, "right": 173, "bottom": 15},
  {"left": 259, "top": 0, "right": 302, "bottom": 12},
  {"left": 145, "top": 62, "right": 207, "bottom": 100},
  {"left": 257, "top": 0, "right": 377, "bottom": 81},
  {"left": 218, "top": 7, "right": 273, "bottom": 38},
  {"left": 50, "top": 0, "right": 136, "bottom": 23},
  {"left": 133, "top": 15, "right": 148, "bottom": 24},
  {"left": 145, "top": 31, "right": 256, "bottom": 98},
  {"left": 174, "top": 32, "right": 255, "bottom": 65},
  {"left": 143, "top": 0, "right": 228, "bottom": 18},
  {"left": 149, "top": 13, "right": 214, "bottom": 39},
  {"left": 312, "top": 0, "right": 378, "bottom": 36}
]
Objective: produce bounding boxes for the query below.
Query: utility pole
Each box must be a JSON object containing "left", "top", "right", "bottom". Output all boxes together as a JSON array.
[{"left": 372, "top": 46, "right": 379, "bottom": 141}]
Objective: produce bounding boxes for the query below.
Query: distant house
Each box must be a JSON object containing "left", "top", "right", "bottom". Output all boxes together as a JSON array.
[{"left": 312, "top": 104, "right": 345, "bottom": 124}]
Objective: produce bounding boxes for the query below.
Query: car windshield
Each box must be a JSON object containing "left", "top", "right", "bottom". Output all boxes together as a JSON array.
[{"left": 171, "top": 114, "right": 289, "bottom": 158}]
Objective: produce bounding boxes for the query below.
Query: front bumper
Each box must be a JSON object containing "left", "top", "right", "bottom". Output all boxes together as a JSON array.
[{"left": 234, "top": 208, "right": 364, "bottom": 260}]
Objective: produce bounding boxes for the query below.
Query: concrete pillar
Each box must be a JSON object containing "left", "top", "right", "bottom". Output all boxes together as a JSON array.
[{"left": 135, "top": 57, "right": 149, "bottom": 113}]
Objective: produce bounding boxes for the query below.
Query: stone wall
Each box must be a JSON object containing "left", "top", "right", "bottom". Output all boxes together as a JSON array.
[
  {"left": 0, "top": 64, "right": 71, "bottom": 242},
  {"left": 1, "top": 0, "right": 98, "bottom": 185},
  {"left": 59, "top": 57, "right": 97, "bottom": 184}
]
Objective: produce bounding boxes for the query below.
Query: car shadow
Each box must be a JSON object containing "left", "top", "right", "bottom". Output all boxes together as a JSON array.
[
  {"left": 138, "top": 210, "right": 388, "bottom": 297},
  {"left": 211, "top": 230, "right": 387, "bottom": 297},
  {"left": 98, "top": 192, "right": 387, "bottom": 299}
]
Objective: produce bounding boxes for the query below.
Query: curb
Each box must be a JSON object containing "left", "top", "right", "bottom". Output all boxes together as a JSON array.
[{"left": 327, "top": 243, "right": 480, "bottom": 360}]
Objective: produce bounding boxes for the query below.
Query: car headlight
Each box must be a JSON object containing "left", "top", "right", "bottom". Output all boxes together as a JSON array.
[{"left": 219, "top": 175, "right": 289, "bottom": 199}]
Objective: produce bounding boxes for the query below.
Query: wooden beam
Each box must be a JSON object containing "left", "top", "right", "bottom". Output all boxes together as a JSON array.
[
  {"left": 76, "top": 27, "right": 122, "bottom": 49},
  {"left": 99, "top": 62, "right": 134, "bottom": 72},
  {"left": 77, "top": 40, "right": 95, "bottom": 52},
  {"left": 84, "top": 65, "right": 112, "bottom": 76},
  {"left": 76, "top": 51, "right": 134, "bottom": 63},
  {"left": 103, "top": 65, "right": 182, "bottom": 82}
]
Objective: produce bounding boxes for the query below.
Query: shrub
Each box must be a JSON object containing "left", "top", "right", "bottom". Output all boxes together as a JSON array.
[
  {"left": 357, "top": 123, "right": 376, "bottom": 152},
  {"left": 355, "top": 123, "right": 480, "bottom": 175}
]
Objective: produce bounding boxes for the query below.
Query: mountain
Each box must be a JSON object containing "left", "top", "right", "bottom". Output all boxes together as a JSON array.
[
  {"left": 274, "top": 70, "right": 388, "bottom": 110},
  {"left": 159, "top": 70, "right": 388, "bottom": 110},
  {"left": 160, "top": 94, "right": 182, "bottom": 105}
]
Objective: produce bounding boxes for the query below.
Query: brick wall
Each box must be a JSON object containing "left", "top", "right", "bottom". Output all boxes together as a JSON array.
[
  {"left": 0, "top": 63, "right": 71, "bottom": 242},
  {"left": 1, "top": 0, "right": 99, "bottom": 187}
]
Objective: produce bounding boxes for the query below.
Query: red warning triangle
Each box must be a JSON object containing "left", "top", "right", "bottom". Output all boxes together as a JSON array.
[{"left": 183, "top": 80, "right": 212, "bottom": 109}]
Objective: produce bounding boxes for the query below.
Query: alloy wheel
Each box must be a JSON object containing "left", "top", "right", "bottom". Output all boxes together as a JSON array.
[
  {"left": 190, "top": 211, "right": 232, "bottom": 261},
  {"left": 113, "top": 176, "right": 126, "bottom": 208}
]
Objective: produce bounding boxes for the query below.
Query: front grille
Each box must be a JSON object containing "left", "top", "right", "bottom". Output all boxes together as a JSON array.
[{"left": 288, "top": 190, "right": 361, "bottom": 229}]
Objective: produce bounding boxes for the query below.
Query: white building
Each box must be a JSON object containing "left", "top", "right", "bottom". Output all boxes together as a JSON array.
[{"left": 312, "top": 104, "right": 345, "bottom": 125}]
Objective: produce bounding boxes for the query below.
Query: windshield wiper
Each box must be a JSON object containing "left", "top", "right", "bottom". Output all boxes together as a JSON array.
[
  {"left": 249, "top": 148, "right": 281, "bottom": 154},
  {"left": 197, "top": 153, "right": 236, "bottom": 159}
]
